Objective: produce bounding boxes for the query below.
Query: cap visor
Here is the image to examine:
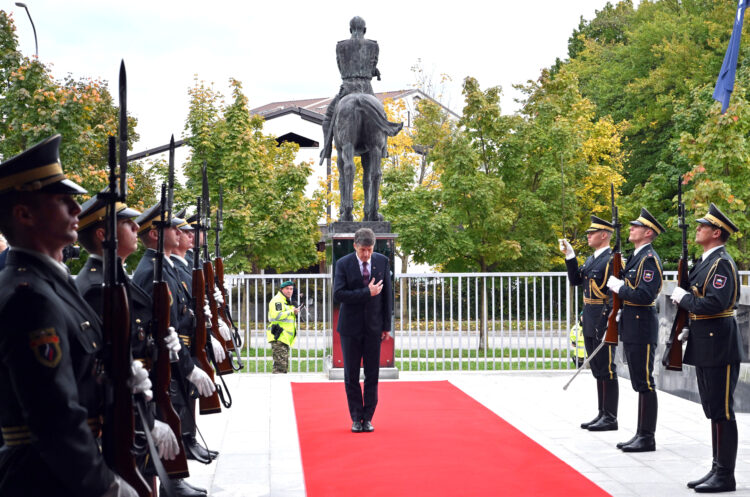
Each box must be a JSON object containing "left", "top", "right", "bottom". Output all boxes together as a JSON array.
[
  {"left": 117, "top": 206, "right": 141, "bottom": 219},
  {"left": 40, "top": 178, "right": 87, "bottom": 195}
]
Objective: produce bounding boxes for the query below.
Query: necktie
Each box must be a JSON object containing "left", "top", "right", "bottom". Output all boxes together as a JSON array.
[{"left": 362, "top": 261, "right": 370, "bottom": 286}]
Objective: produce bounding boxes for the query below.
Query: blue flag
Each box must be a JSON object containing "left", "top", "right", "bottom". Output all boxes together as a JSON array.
[{"left": 713, "top": 0, "right": 750, "bottom": 113}]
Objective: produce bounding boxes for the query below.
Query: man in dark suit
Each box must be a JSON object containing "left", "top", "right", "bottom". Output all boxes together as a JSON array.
[
  {"left": 672, "top": 203, "right": 742, "bottom": 493},
  {"left": 607, "top": 207, "right": 664, "bottom": 453},
  {"left": 333, "top": 227, "right": 392, "bottom": 433}
]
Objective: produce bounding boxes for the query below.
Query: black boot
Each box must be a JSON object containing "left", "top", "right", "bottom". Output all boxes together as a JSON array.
[
  {"left": 622, "top": 390, "right": 656, "bottom": 452},
  {"left": 161, "top": 478, "right": 207, "bottom": 497},
  {"left": 688, "top": 421, "right": 717, "bottom": 488},
  {"left": 581, "top": 380, "right": 604, "bottom": 429},
  {"left": 182, "top": 479, "right": 208, "bottom": 494},
  {"left": 617, "top": 392, "right": 642, "bottom": 449},
  {"left": 182, "top": 433, "right": 212, "bottom": 464},
  {"left": 695, "top": 420, "right": 737, "bottom": 493},
  {"left": 588, "top": 378, "right": 618, "bottom": 431}
]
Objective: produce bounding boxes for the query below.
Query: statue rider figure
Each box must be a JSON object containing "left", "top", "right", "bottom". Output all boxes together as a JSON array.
[{"left": 320, "top": 16, "right": 381, "bottom": 164}]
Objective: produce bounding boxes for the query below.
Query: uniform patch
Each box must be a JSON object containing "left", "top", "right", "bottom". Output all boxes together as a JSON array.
[
  {"left": 713, "top": 274, "right": 727, "bottom": 289},
  {"left": 275, "top": 303, "right": 282, "bottom": 311},
  {"left": 643, "top": 270, "right": 654, "bottom": 282},
  {"left": 29, "top": 328, "right": 62, "bottom": 368}
]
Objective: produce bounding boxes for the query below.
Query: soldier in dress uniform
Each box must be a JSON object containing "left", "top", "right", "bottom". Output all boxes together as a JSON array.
[
  {"left": 0, "top": 135, "right": 147, "bottom": 497},
  {"left": 131, "top": 202, "right": 218, "bottom": 466},
  {"left": 320, "top": 16, "right": 381, "bottom": 163},
  {"left": 607, "top": 207, "right": 664, "bottom": 452},
  {"left": 171, "top": 209, "right": 194, "bottom": 288},
  {"left": 560, "top": 215, "right": 619, "bottom": 431},
  {"left": 671, "top": 203, "right": 743, "bottom": 493}
]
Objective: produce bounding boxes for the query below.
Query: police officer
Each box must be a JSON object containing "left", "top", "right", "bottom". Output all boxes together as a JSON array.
[
  {"left": 561, "top": 215, "right": 619, "bottom": 431},
  {"left": 131, "top": 203, "right": 218, "bottom": 466},
  {"left": 671, "top": 203, "right": 742, "bottom": 493},
  {"left": 267, "top": 281, "right": 299, "bottom": 373},
  {"left": 607, "top": 207, "right": 664, "bottom": 452},
  {"left": 0, "top": 135, "right": 144, "bottom": 496}
]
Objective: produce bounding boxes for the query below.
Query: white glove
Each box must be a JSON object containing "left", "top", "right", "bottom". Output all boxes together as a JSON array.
[
  {"left": 558, "top": 239, "right": 575, "bottom": 259},
  {"left": 607, "top": 276, "right": 625, "bottom": 294},
  {"left": 152, "top": 419, "right": 179, "bottom": 461},
  {"left": 203, "top": 300, "right": 212, "bottom": 321},
  {"left": 164, "top": 327, "right": 181, "bottom": 353},
  {"left": 214, "top": 288, "right": 224, "bottom": 305},
  {"left": 187, "top": 366, "right": 216, "bottom": 397},
  {"left": 671, "top": 286, "right": 688, "bottom": 304},
  {"left": 677, "top": 327, "right": 689, "bottom": 341},
  {"left": 210, "top": 335, "right": 226, "bottom": 363},
  {"left": 615, "top": 309, "right": 622, "bottom": 322},
  {"left": 218, "top": 319, "right": 232, "bottom": 341},
  {"left": 101, "top": 475, "right": 138, "bottom": 497},
  {"left": 127, "top": 361, "right": 152, "bottom": 401}
]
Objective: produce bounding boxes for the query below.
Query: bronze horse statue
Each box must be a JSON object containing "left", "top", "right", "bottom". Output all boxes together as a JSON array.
[{"left": 328, "top": 93, "right": 402, "bottom": 221}]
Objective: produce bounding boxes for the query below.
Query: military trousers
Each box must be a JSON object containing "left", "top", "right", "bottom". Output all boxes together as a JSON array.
[
  {"left": 623, "top": 342, "right": 656, "bottom": 392},
  {"left": 696, "top": 362, "right": 740, "bottom": 421},
  {"left": 271, "top": 341, "right": 290, "bottom": 374},
  {"left": 584, "top": 336, "right": 617, "bottom": 380}
]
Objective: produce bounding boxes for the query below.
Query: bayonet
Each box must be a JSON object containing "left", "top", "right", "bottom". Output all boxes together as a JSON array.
[
  {"left": 118, "top": 60, "right": 127, "bottom": 198},
  {"left": 167, "top": 135, "right": 175, "bottom": 226}
]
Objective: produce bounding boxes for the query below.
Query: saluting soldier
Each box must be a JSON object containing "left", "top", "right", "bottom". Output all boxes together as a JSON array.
[
  {"left": 560, "top": 215, "right": 619, "bottom": 431},
  {"left": 671, "top": 203, "right": 743, "bottom": 493},
  {"left": 131, "top": 203, "right": 218, "bottom": 465},
  {"left": 607, "top": 207, "right": 664, "bottom": 453},
  {"left": 0, "top": 135, "right": 147, "bottom": 497}
]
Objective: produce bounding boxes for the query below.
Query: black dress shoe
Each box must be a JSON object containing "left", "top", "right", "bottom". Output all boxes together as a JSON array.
[
  {"left": 587, "top": 415, "right": 617, "bottom": 432},
  {"left": 694, "top": 471, "right": 735, "bottom": 493},
  {"left": 616, "top": 433, "right": 639, "bottom": 450},
  {"left": 363, "top": 421, "right": 374, "bottom": 432},
  {"left": 161, "top": 478, "right": 207, "bottom": 497},
  {"left": 620, "top": 435, "right": 655, "bottom": 452},
  {"left": 182, "top": 479, "right": 208, "bottom": 493},
  {"left": 688, "top": 468, "right": 716, "bottom": 489},
  {"left": 207, "top": 449, "right": 219, "bottom": 458},
  {"left": 183, "top": 435, "right": 213, "bottom": 463},
  {"left": 581, "top": 413, "right": 602, "bottom": 429},
  {"left": 351, "top": 421, "right": 363, "bottom": 433}
]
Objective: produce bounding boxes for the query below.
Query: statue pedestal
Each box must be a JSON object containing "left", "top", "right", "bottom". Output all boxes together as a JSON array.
[{"left": 325, "top": 222, "right": 398, "bottom": 380}]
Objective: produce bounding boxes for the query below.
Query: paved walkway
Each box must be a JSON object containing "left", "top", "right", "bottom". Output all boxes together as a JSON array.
[{"left": 185, "top": 371, "right": 750, "bottom": 496}]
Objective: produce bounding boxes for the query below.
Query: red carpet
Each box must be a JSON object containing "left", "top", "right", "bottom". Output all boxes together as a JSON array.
[{"left": 291, "top": 381, "right": 609, "bottom": 497}]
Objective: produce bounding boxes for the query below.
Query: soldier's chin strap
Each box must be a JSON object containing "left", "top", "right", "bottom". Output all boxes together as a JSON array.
[{"left": 134, "top": 396, "right": 176, "bottom": 497}]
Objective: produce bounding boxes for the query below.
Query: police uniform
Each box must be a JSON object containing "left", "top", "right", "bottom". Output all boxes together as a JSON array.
[
  {"left": 678, "top": 204, "right": 742, "bottom": 492},
  {"left": 0, "top": 135, "right": 118, "bottom": 496},
  {"left": 614, "top": 207, "right": 664, "bottom": 453},
  {"left": 565, "top": 215, "right": 619, "bottom": 431},
  {"left": 267, "top": 283, "right": 298, "bottom": 374}
]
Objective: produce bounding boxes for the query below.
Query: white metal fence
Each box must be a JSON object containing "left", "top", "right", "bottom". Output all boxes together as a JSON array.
[{"left": 224, "top": 271, "right": 750, "bottom": 373}]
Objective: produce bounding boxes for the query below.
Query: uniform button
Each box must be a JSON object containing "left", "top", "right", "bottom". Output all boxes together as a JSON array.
[
  {"left": 710, "top": 332, "right": 714, "bottom": 337},
  {"left": 92, "top": 342, "right": 97, "bottom": 348},
  {"left": 136, "top": 318, "right": 141, "bottom": 324},
  {"left": 636, "top": 315, "right": 640, "bottom": 319}
]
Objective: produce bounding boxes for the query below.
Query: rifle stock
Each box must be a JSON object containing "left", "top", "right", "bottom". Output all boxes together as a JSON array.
[
  {"left": 662, "top": 175, "right": 688, "bottom": 371},
  {"left": 603, "top": 253, "right": 622, "bottom": 345},
  {"left": 192, "top": 265, "right": 222, "bottom": 414},
  {"left": 204, "top": 260, "right": 233, "bottom": 375}
]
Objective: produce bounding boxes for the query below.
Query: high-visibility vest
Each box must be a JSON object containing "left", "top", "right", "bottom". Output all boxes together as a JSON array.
[
  {"left": 267, "top": 291, "right": 297, "bottom": 347},
  {"left": 569, "top": 323, "right": 586, "bottom": 359}
]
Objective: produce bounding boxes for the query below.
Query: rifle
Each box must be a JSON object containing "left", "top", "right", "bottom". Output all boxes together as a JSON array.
[
  {"left": 151, "top": 183, "right": 190, "bottom": 479},
  {"left": 662, "top": 176, "right": 688, "bottom": 371},
  {"left": 192, "top": 196, "right": 223, "bottom": 414},
  {"left": 100, "top": 138, "right": 151, "bottom": 497},
  {"left": 200, "top": 163, "right": 233, "bottom": 376},
  {"left": 214, "top": 186, "right": 245, "bottom": 369},
  {"left": 564, "top": 184, "right": 622, "bottom": 391}
]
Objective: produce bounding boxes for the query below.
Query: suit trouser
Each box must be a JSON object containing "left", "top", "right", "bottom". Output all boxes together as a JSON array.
[{"left": 340, "top": 332, "right": 381, "bottom": 422}]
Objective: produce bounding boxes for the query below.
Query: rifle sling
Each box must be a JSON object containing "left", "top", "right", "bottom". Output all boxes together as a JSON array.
[{"left": 135, "top": 397, "right": 177, "bottom": 497}]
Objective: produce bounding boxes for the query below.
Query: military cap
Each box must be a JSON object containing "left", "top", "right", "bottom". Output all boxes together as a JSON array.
[
  {"left": 0, "top": 135, "right": 86, "bottom": 195},
  {"left": 175, "top": 217, "right": 194, "bottom": 231},
  {"left": 77, "top": 193, "right": 141, "bottom": 231},
  {"left": 697, "top": 203, "right": 739, "bottom": 235},
  {"left": 629, "top": 207, "right": 665, "bottom": 235},
  {"left": 135, "top": 201, "right": 181, "bottom": 233},
  {"left": 586, "top": 215, "right": 614, "bottom": 233},
  {"left": 175, "top": 207, "right": 187, "bottom": 219},
  {"left": 280, "top": 280, "right": 294, "bottom": 289},
  {"left": 186, "top": 213, "right": 199, "bottom": 228}
]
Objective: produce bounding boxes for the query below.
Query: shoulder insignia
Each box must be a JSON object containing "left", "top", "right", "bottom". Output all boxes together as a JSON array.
[
  {"left": 168, "top": 288, "right": 173, "bottom": 307},
  {"left": 29, "top": 328, "right": 62, "bottom": 368},
  {"left": 643, "top": 270, "right": 654, "bottom": 283},
  {"left": 182, "top": 281, "right": 188, "bottom": 292},
  {"left": 713, "top": 274, "right": 727, "bottom": 289},
  {"left": 276, "top": 302, "right": 282, "bottom": 311}
]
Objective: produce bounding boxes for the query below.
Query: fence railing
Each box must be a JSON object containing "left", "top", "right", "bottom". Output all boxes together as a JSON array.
[{"left": 224, "top": 271, "right": 750, "bottom": 373}]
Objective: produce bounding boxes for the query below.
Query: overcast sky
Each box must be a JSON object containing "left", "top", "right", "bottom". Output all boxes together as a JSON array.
[{"left": 8, "top": 0, "right": 629, "bottom": 156}]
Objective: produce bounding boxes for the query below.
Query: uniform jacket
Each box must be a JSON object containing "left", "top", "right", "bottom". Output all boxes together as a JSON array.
[
  {"left": 267, "top": 291, "right": 297, "bottom": 347},
  {"left": 170, "top": 254, "right": 193, "bottom": 290},
  {"left": 617, "top": 244, "right": 663, "bottom": 344},
  {"left": 681, "top": 247, "right": 744, "bottom": 366},
  {"left": 566, "top": 248, "right": 613, "bottom": 339},
  {"left": 333, "top": 251, "right": 392, "bottom": 336},
  {"left": 0, "top": 250, "right": 113, "bottom": 497}
]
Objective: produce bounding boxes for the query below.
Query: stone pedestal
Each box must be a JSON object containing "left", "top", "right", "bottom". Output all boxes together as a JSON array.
[{"left": 325, "top": 222, "right": 398, "bottom": 380}]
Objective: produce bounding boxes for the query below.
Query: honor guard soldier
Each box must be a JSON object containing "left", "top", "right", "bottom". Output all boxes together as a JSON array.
[
  {"left": 561, "top": 215, "right": 619, "bottom": 431},
  {"left": 131, "top": 202, "right": 218, "bottom": 465},
  {"left": 671, "top": 203, "right": 742, "bottom": 493},
  {"left": 0, "top": 135, "right": 145, "bottom": 497},
  {"left": 171, "top": 210, "right": 194, "bottom": 288},
  {"left": 607, "top": 207, "right": 664, "bottom": 452},
  {"left": 76, "top": 196, "right": 207, "bottom": 497}
]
